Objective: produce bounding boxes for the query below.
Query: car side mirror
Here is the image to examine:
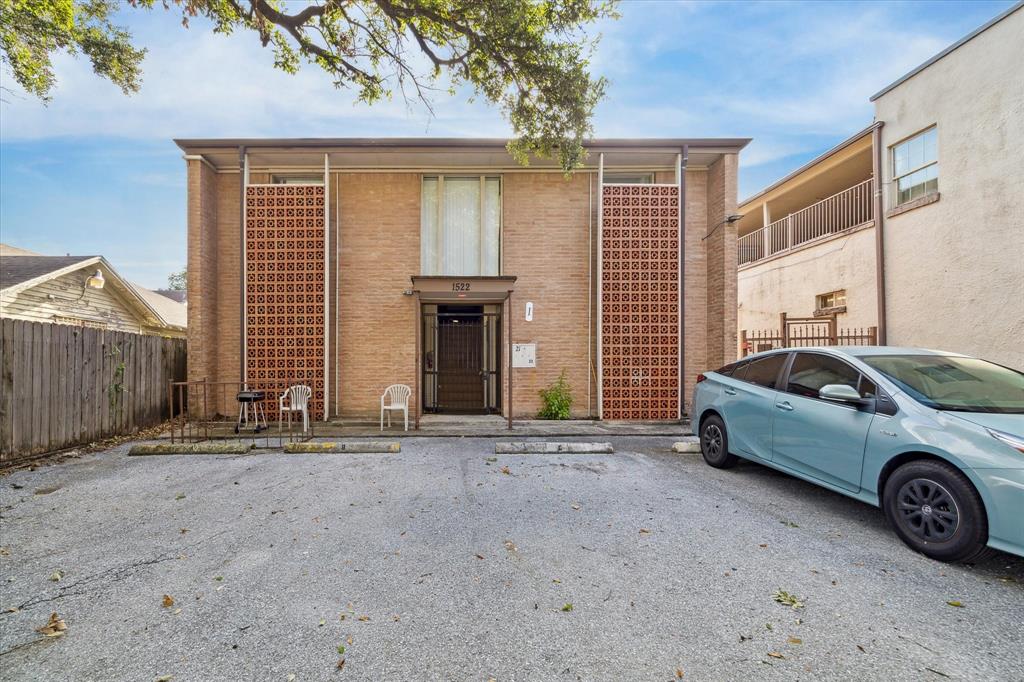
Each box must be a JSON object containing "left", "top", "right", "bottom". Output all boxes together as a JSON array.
[{"left": 819, "top": 384, "right": 863, "bottom": 403}]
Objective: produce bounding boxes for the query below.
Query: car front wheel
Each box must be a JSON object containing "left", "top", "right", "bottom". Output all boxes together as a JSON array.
[
  {"left": 882, "top": 460, "right": 989, "bottom": 563},
  {"left": 699, "top": 414, "right": 738, "bottom": 469}
]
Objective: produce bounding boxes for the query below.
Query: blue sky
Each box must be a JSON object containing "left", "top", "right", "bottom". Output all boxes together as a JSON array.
[{"left": 0, "top": 0, "right": 1014, "bottom": 288}]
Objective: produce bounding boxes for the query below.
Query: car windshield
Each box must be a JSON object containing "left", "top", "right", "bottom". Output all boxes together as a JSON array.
[{"left": 862, "top": 354, "right": 1024, "bottom": 414}]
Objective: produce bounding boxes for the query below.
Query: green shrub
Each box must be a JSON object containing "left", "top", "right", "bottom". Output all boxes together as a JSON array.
[{"left": 537, "top": 370, "right": 573, "bottom": 420}]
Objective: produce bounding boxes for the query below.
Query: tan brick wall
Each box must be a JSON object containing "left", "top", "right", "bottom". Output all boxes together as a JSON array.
[
  {"left": 682, "top": 169, "right": 708, "bottom": 412},
  {"left": 185, "top": 160, "right": 738, "bottom": 423},
  {"left": 503, "top": 172, "right": 594, "bottom": 418},
  {"left": 185, "top": 160, "right": 218, "bottom": 388},
  {"left": 337, "top": 173, "right": 419, "bottom": 418},
  {"left": 704, "top": 155, "right": 739, "bottom": 370}
]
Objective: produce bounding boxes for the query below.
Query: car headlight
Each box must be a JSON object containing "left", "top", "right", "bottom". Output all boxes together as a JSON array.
[{"left": 988, "top": 428, "right": 1024, "bottom": 454}]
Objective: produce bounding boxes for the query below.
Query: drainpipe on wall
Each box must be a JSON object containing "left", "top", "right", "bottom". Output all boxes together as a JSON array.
[
  {"left": 238, "top": 146, "right": 247, "bottom": 385},
  {"left": 872, "top": 124, "right": 887, "bottom": 344}
]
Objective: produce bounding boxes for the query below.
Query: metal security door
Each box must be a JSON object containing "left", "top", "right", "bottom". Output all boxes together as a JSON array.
[{"left": 422, "top": 306, "right": 501, "bottom": 414}]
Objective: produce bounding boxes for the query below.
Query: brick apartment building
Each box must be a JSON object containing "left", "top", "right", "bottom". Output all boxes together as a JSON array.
[{"left": 177, "top": 137, "right": 748, "bottom": 424}]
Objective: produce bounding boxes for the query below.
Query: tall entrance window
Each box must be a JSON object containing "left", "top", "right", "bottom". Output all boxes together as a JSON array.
[{"left": 421, "top": 176, "right": 501, "bottom": 276}]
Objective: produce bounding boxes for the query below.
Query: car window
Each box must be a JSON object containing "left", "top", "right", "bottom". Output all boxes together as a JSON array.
[
  {"left": 858, "top": 376, "right": 878, "bottom": 399},
  {"left": 786, "top": 353, "right": 860, "bottom": 398},
  {"left": 742, "top": 354, "right": 787, "bottom": 389},
  {"left": 716, "top": 360, "right": 747, "bottom": 377}
]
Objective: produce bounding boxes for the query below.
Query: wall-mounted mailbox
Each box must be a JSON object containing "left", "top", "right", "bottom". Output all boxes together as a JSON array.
[{"left": 512, "top": 343, "right": 536, "bottom": 368}]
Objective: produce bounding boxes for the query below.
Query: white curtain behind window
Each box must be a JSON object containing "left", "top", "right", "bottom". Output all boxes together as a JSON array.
[
  {"left": 421, "top": 176, "right": 500, "bottom": 276},
  {"left": 443, "top": 178, "right": 482, "bottom": 275}
]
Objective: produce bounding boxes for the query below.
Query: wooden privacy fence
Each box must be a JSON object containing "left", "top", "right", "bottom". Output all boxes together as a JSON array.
[
  {"left": 740, "top": 313, "right": 877, "bottom": 357},
  {"left": 0, "top": 319, "right": 187, "bottom": 462}
]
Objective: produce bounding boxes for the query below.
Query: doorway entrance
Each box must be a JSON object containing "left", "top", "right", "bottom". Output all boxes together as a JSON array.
[{"left": 422, "top": 304, "right": 502, "bottom": 414}]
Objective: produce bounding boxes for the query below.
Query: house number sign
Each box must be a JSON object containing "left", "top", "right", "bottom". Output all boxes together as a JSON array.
[{"left": 452, "top": 282, "right": 471, "bottom": 291}]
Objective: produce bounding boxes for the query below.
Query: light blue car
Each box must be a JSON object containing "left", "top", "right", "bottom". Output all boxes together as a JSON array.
[{"left": 692, "top": 347, "right": 1024, "bottom": 562}]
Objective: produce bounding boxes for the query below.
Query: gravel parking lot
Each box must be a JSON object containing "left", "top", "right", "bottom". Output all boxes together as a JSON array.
[{"left": 1, "top": 438, "right": 1022, "bottom": 681}]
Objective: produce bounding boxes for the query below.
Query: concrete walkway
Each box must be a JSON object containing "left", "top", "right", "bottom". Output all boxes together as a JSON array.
[{"left": 165, "top": 415, "right": 694, "bottom": 442}]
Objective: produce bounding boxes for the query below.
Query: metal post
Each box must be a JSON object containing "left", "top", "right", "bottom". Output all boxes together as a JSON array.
[
  {"left": 780, "top": 312, "right": 789, "bottom": 347},
  {"left": 414, "top": 291, "right": 421, "bottom": 430},
  {"left": 167, "top": 380, "right": 174, "bottom": 444},
  {"left": 507, "top": 292, "right": 513, "bottom": 431},
  {"left": 239, "top": 147, "right": 248, "bottom": 388}
]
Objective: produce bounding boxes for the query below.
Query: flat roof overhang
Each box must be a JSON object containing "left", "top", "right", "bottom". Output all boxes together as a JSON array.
[
  {"left": 411, "top": 275, "right": 516, "bottom": 304},
  {"left": 175, "top": 137, "right": 751, "bottom": 172}
]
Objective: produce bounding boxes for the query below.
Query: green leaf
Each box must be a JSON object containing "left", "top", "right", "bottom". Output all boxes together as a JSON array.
[{"left": 772, "top": 589, "right": 805, "bottom": 610}]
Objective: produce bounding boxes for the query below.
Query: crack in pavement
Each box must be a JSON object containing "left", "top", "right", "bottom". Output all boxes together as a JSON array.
[{"left": 3, "top": 529, "right": 230, "bottom": 614}]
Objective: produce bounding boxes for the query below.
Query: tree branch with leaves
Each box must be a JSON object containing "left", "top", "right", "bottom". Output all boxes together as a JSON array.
[{"left": 2, "top": 0, "right": 617, "bottom": 169}]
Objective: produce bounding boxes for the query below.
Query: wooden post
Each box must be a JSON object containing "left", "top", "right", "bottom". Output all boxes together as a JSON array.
[
  {"left": 829, "top": 314, "right": 838, "bottom": 346},
  {"left": 780, "top": 312, "right": 789, "bottom": 347},
  {"left": 739, "top": 329, "right": 748, "bottom": 358},
  {"left": 869, "top": 326, "right": 878, "bottom": 346},
  {"left": 168, "top": 380, "right": 174, "bottom": 444}
]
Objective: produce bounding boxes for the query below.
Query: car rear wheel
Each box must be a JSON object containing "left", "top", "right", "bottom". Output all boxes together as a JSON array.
[
  {"left": 882, "top": 460, "right": 990, "bottom": 563},
  {"left": 699, "top": 415, "right": 738, "bottom": 469}
]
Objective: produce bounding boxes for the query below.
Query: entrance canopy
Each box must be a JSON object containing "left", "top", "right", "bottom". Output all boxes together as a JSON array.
[{"left": 410, "top": 276, "right": 516, "bottom": 304}]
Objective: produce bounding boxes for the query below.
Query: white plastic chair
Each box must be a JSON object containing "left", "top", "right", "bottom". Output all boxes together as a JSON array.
[
  {"left": 279, "top": 385, "right": 312, "bottom": 434},
  {"left": 380, "top": 384, "right": 411, "bottom": 431}
]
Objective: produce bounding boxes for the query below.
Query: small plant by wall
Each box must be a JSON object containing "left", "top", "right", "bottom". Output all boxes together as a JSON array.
[{"left": 537, "top": 370, "right": 573, "bottom": 420}]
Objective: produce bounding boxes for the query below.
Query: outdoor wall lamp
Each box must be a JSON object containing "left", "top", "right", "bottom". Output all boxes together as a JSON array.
[
  {"left": 86, "top": 270, "right": 105, "bottom": 289},
  {"left": 702, "top": 213, "right": 745, "bottom": 241}
]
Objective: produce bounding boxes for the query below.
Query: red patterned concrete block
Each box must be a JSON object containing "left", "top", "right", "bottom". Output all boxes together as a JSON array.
[
  {"left": 244, "top": 185, "right": 325, "bottom": 418},
  {"left": 601, "top": 185, "right": 680, "bottom": 421}
]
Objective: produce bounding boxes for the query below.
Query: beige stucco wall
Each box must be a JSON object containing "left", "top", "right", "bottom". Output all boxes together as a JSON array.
[
  {"left": 737, "top": 225, "right": 879, "bottom": 337},
  {"left": 875, "top": 7, "right": 1024, "bottom": 368}
]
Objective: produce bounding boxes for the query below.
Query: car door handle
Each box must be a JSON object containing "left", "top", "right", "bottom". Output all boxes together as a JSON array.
[
  {"left": 724, "top": 388, "right": 737, "bottom": 395},
  {"left": 776, "top": 401, "right": 794, "bottom": 411}
]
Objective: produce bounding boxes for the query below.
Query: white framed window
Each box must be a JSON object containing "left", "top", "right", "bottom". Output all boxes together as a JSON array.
[
  {"left": 816, "top": 290, "right": 846, "bottom": 310},
  {"left": 891, "top": 126, "right": 938, "bottom": 206},
  {"left": 603, "top": 172, "right": 655, "bottom": 184},
  {"left": 271, "top": 174, "right": 324, "bottom": 185},
  {"left": 421, "top": 176, "right": 501, "bottom": 276}
]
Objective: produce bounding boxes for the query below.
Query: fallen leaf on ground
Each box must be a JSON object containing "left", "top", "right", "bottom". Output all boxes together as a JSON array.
[
  {"left": 357, "top": 615, "right": 370, "bottom": 621},
  {"left": 857, "top": 644, "right": 866, "bottom": 653},
  {"left": 639, "top": 528, "right": 651, "bottom": 535},
  {"left": 787, "top": 636, "right": 802, "bottom": 645},
  {"left": 781, "top": 520, "right": 799, "bottom": 528},
  {"left": 571, "top": 503, "right": 581, "bottom": 510},
  {"left": 503, "top": 540, "right": 517, "bottom": 552},
  {"left": 175, "top": 494, "right": 185, "bottom": 501},
  {"left": 946, "top": 600, "right": 964, "bottom": 608},
  {"left": 561, "top": 603, "right": 573, "bottom": 612},
  {"left": 287, "top": 675, "right": 296, "bottom": 682},
  {"left": 214, "top": 576, "right": 223, "bottom": 582},
  {"left": 773, "top": 589, "right": 805, "bottom": 609},
  {"left": 500, "top": 466, "right": 511, "bottom": 475},
  {"left": 162, "top": 595, "right": 175, "bottom": 608},
  {"left": 474, "top": 554, "right": 485, "bottom": 560},
  {"left": 319, "top": 618, "right": 326, "bottom": 626},
  {"left": 337, "top": 645, "right": 346, "bottom": 655},
  {"left": 767, "top": 652, "right": 785, "bottom": 659},
  {"left": 36, "top": 612, "right": 67, "bottom": 637},
  {"left": 173, "top": 608, "right": 182, "bottom": 615},
  {"left": 49, "top": 570, "right": 62, "bottom": 582},
  {"left": 155, "top": 676, "right": 173, "bottom": 682},
  {"left": 759, "top": 544, "right": 768, "bottom": 548},
  {"left": 180, "top": 528, "right": 189, "bottom": 534},
  {"left": 337, "top": 657, "right": 345, "bottom": 671},
  {"left": 675, "top": 668, "right": 684, "bottom": 678},
  {"left": 346, "top": 635, "right": 353, "bottom": 645}
]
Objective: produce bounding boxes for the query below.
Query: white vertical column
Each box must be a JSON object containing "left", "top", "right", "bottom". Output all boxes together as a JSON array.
[
  {"left": 676, "top": 152, "right": 683, "bottom": 421},
  {"left": 597, "top": 152, "right": 604, "bottom": 420},
  {"left": 323, "top": 153, "right": 330, "bottom": 422}
]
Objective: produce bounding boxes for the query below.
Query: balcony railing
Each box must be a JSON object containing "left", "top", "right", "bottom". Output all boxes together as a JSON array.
[{"left": 738, "top": 179, "right": 873, "bottom": 266}]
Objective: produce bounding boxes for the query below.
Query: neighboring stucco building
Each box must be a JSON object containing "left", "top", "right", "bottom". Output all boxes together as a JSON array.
[
  {"left": 0, "top": 244, "right": 187, "bottom": 338},
  {"left": 177, "top": 137, "right": 749, "bottom": 423},
  {"left": 871, "top": 2, "right": 1024, "bottom": 367},
  {"left": 736, "top": 3, "right": 1023, "bottom": 368}
]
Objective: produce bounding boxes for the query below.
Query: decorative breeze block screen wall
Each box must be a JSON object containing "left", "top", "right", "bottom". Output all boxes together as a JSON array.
[
  {"left": 601, "top": 184, "right": 680, "bottom": 420},
  {"left": 245, "top": 185, "right": 326, "bottom": 419}
]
